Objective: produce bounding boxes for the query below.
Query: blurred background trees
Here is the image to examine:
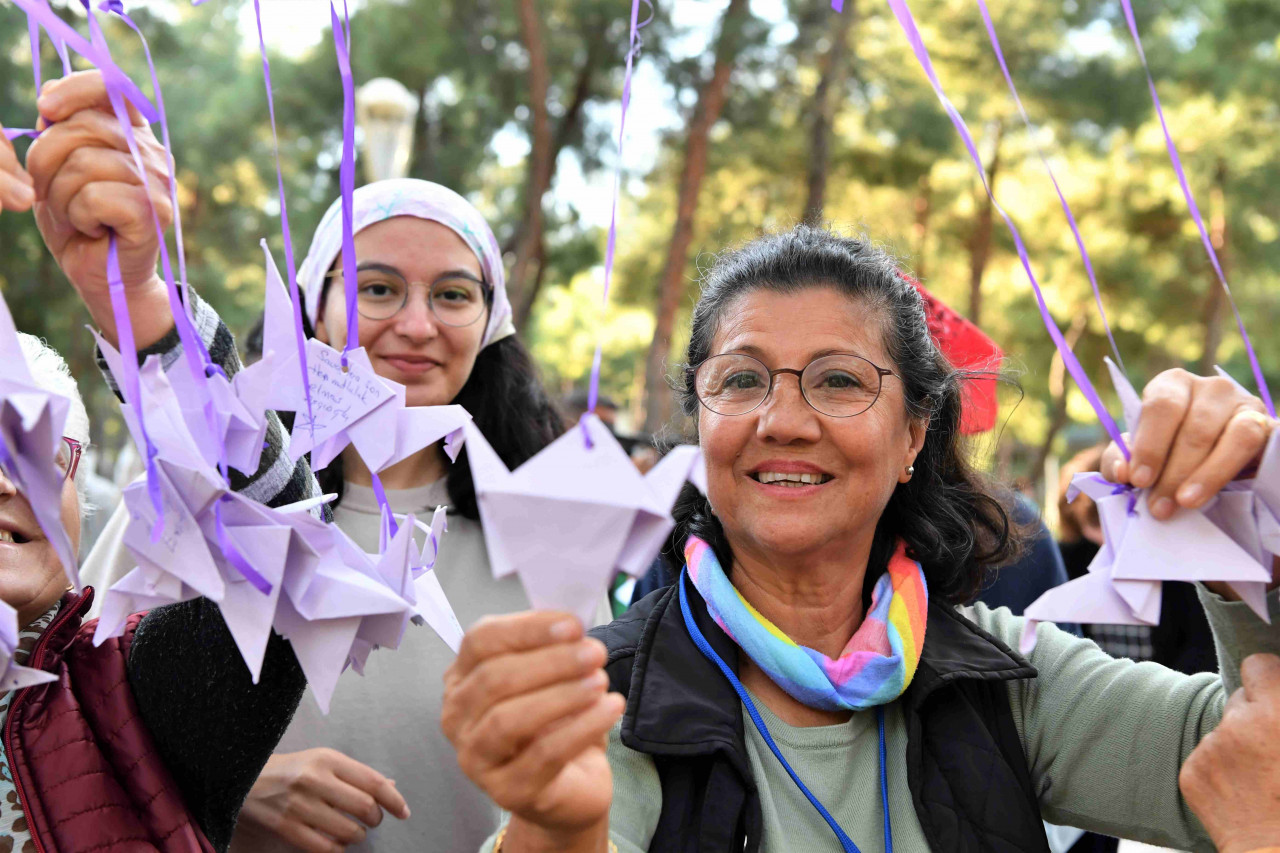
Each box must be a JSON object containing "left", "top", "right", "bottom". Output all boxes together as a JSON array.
[{"left": 2, "top": 0, "right": 1278, "bottom": 509}]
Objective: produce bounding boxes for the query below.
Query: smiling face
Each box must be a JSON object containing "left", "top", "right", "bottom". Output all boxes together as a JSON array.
[
  {"left": 0, "top": 470, "right": 80, "bottom": 628},
  {"left": 698, "top": 286, "right": 926, "bottom": 570},
  {"left": 314, "top": 217, "right": 489, "bottom": 408}
]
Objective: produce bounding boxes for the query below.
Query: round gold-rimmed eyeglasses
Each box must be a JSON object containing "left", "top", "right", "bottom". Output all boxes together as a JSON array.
[
  {"left": 691, "top": 353, "right": 894, "bottom": 418},
  {"left": 325, "top": 265, "right": 491, "bottom": 328}
]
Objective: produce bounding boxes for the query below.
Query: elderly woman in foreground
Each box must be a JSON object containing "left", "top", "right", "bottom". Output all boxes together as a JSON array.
[{"left": 442, "top": 226, "right": 1280, "bottom": 853}]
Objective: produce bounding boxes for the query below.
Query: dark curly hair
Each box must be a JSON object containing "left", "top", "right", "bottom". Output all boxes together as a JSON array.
[
  {"left": 298, "top": 277, "right": 564, "bottom": 520},
  {"left": 663, "top": 225, "right": 1022, "bottom": 606}
]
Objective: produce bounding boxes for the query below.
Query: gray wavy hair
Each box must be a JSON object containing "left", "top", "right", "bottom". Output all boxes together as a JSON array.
[{"left": 16, "top": 333, "right": 92, "bottom": 513}]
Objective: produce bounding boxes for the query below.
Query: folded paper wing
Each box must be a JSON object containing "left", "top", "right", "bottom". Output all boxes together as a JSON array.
[
  {"left": 465, "top": 416, "right": 703, "bottom": 625},
  {"left": 1023, "top": 367, "right": 1277, "bottom": 651},
  {"left": 0, "top": 294, "right": 78, "bottom": 590},
  {"left": 93, "top": 335, "right": 462, "bottom": 712},
  {"left": 0, "top": 599, "right": 58, "bottom": 692}
]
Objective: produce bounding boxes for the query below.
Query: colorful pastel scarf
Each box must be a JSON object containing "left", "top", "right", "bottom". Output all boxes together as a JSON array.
[
  {"left": 298, "top": 178, "right": 515, "bottom": 348},
  {"left": 684, "top": 536, "right": 928, "bottom": 711}
]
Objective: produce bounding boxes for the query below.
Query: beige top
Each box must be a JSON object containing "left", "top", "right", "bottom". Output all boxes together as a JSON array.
[{"left": 232, "top": 479, "right": 611, "bottom": 853}]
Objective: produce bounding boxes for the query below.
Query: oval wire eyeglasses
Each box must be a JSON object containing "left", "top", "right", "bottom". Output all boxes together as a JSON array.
[
  {"left": 324, "top": 266, "right": 492, "bottom": 328},
  {"left": 690, "top": 353, "right": 895, "bottom": 418}
]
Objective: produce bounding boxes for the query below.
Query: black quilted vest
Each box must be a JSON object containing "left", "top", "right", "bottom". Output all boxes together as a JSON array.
[{"left": 591, "top": 583, "right": 1050, "bottom": 853}]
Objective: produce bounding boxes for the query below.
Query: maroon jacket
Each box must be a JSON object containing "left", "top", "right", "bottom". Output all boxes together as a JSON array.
[{"left": 3, "top": 589, "right": 214, "bottom": 853}]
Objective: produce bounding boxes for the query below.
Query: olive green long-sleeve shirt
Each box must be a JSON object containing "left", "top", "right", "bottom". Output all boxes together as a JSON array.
[{"left": 484, "top": 586, "right": 1279, "bottom": 852}]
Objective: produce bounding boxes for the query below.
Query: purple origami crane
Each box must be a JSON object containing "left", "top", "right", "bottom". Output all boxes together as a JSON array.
[
  {"left": 0, "top": 599, "right": 58, "bottom": 692},
  {"left": 92, "top": 340, "right": 461, "bottom": 711},
  {"left": 1021, "top": 361, "right": 1275, "bottom": 652},
  {"left": 465, "top": 415, "right": 703, "bottom": 625},
  {"left": 0, "top": 292, "right": 78, "bottom": 590},
  {"left": 246, "top": 244, "right": 471, "bottom": 475}
]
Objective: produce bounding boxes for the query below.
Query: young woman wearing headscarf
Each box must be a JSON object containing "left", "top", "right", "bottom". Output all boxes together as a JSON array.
[{"left": 228, "top": 178, "right": 614, "bottom": 853}]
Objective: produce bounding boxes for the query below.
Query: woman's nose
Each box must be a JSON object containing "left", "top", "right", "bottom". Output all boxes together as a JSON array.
[
  {"left": 394, "top": 289, "right": 440, "bottom": 341},
  {"left": 756, "top": 375, "right": 822, "bottom": 442},
  {"left": 0, "top": 467, "right": 17, "bottom": 497}
]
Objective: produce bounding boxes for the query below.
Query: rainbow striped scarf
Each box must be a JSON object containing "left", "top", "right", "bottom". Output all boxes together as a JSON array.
[{"left": 684, "top": 536, "right": 928, "bottom": 711}]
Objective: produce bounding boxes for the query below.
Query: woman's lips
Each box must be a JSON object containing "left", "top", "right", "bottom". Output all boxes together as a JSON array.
[{"left": 381, "top": 356, "right": 440, "bottom": 375}]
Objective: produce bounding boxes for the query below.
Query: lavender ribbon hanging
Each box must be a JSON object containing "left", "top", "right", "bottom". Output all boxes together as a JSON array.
[
  {"left": 326, "top": 1, "right": 398, "bottom": 538},
  {"left": 973, "top": 0, "right": 1124, "bottom": 371},
  {"left": 14, "top": 0, "right": 275, "bottom": 590},
  {"left": 884, "top": 0, "right": 1129, "bottom": 456},
  {"left": 330, "top": 2, "right": 360, "bottom": 367},
  {"left": 107, "top": 235, "right": 166, "bottom": 537},
  {"left": 581, "top": 0, "right": 653, "bottom": 447},
  {"left": 1116, "top": 0, "right": 1274, "bottom": 418},
  {"left": 250, "top": 0, "right": 316, "bottom": 436}
]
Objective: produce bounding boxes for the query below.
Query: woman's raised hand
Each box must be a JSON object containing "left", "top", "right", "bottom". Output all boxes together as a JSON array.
[
  {"left": 0, "top": 130, "right": 35, "bottom": 214},
  {"left": 441, "top": 611, "right": 623, "bottom": 852},
  {"left": 25, "top": 70, "right": 175, "bottom": 349},
  {"left": 1102, "top": 369, "right": 1275, "bottom": 518},
  {"left": 1101, "top": 368, "right": 1279, "bottom": 591}
]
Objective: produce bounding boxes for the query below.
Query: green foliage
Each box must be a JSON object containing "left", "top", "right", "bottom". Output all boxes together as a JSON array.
[{"left": 2, "top": 0, "right": 1278, "bottom": 491}]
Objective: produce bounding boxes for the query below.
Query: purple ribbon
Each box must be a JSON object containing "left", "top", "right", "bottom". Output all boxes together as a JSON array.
[
  {"left": 330, "top": 2, "right": 359, "bottom": 367},
  {"left": 251, "top": 0, "right": 315, "bottom": 436},
  {"left": 107, "top": 234, "right": 165, "bottom": 539},
  {"left": 26, "top": 0, "right": 72, "bottom": 97},
  {"left": 326, "top": 3, "right": 394, "bottom": 537},
  {"left": 974, "top": 0, "right": 1123, "bottom": 372},
  {"left": 369, "top": 470, "right": 399, "bottom": 539},
  {"left": 89, "top": 1, "right": 270, "bottom": 589},
  {"left": 584, "top": 0, "right": 652, "bottom": 444},
  {"left": 3, "top": 129, "right": 40, "bottom": 141},
  {"left": 15, "top": 0, "right": 274, "bottom": 592},
  {"left": 885, "top": 0, "right": 1129, "bottom": 457},
  {"left": 82, "top": 2, "right": 227, "bottom": 472},
  {"left": 215, "top": 497, "right": 273, "bottom": 594},
  {"left": 1116, "top": 0, "right": 1273, "bottom": 418},
  {"left": 9, "top": 0, "right": 158, "bottom": 123}
]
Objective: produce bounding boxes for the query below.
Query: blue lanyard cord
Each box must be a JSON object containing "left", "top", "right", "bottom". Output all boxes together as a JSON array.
[{"left": 678, "top": 570, "right": 893, "bottom": 853}]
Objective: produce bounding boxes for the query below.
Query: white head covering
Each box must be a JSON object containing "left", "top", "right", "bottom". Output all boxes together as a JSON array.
[
  {"left": 17, "top": 333, "right": 90, "bottom": 506},
  {"left": 297, "top": 178, "right": 515, "bottom": 348}
]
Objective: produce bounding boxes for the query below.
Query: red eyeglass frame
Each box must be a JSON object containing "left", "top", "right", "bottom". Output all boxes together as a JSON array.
[{"left": 60, "top": 437, "right": 83, "bottom": 483}]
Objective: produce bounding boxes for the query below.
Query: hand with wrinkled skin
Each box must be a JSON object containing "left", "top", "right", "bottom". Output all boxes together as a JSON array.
[
  {"left": 1099, "top": 368, "right": 1280, "bottom": 595},
  {"left": 235, "top": 748, "right": 410, "bottom": 853},
  {"left": 25, "top": 71, "right": 175, "bottom": 350},
  {"left": 441, "top": 611, "right": 622, "bottom": 853},
  {"left": 1179, "top": 654, "right": 1280, "bottom": 853},
  {"left": 0, "top": 128, "right": 35, "bottom": 213}
]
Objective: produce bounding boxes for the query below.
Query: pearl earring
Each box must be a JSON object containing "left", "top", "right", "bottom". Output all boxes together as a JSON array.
[{"left": 905, "top": 465, "right": 915, "bottom": 477}]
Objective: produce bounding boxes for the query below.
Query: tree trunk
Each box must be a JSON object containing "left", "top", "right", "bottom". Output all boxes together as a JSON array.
[
  {"left": 912, "top": 172, "right": 932, "bottom": 280},
  {"left": 641, "top": 0, "right": 751, "bottom": 433},
  {"left": 506, "top": 0, "right": 555, "bottom": 325},
  {"left": 803, "top": 2, "right": 855, "bottom": 224},
  {"left": 966, "top": 119, "right": 1004, "bottom": 326},
  {"left": 408, "top": 83, "right": 432, "bottom": 179},
  {"left": 1198, "top": 159, "right": 1228, "bottom": 374},
  {"left": 509, "top": 39, "right": 605, "bottom": 328},
  {"left": 1028, "top": 312, "right": 1088, "bottom": 487}
]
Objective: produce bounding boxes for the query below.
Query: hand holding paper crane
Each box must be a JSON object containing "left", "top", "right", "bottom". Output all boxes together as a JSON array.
[{"left": 1023, "top": 365, "right": 1278, "bottom": 651}]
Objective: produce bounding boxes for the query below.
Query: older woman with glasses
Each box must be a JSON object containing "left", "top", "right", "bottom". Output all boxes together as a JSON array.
[{"left": 442, "top": 225, "right": 1280, "bottom": 853}]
